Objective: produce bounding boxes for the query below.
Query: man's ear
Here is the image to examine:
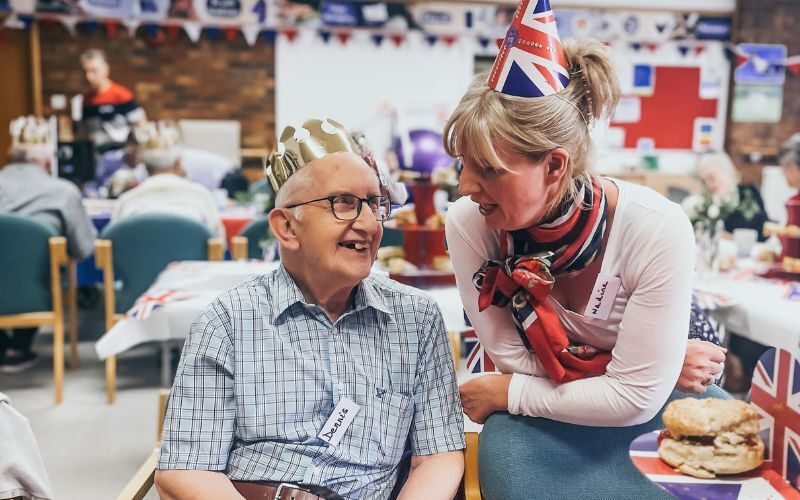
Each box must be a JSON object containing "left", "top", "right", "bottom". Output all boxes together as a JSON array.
[
  {"left": 268, "top": 208, "right": 300, "bottom": 251},
  {"left": 545, "top": 148, "right": 570, "bottom": 185}
]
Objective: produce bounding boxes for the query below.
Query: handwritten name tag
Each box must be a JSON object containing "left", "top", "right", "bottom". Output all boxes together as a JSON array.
[
  {"left": 318, "top": 397, "right": 360, "bottom": 447},
  {"left": 583, "top": 274, "right": 621, "bottom": 320}
]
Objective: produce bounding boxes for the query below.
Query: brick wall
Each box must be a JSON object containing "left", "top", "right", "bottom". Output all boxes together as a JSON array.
[
  {"left": 727, "top": 0, "right": 800, "bottom": 185},
  {"left": 39, "top": 25, "right": 276, "bottom": 151}
]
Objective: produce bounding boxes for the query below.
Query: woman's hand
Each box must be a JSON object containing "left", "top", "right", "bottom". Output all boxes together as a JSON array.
[
  {"left": 459, "top": 374, "right": 513, "bottom": 424},
  {"left": 676, "top": 339, "right": 726, "bottom": 394}
]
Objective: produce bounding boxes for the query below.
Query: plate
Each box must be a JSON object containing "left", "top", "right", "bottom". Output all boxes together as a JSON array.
[{"left": 629, "top": 431, "right": 800, "bottom": 499}]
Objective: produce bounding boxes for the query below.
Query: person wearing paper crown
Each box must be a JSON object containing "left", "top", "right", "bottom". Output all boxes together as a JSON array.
[
  {"left": 443, "top": 0, "right": 730, "bottom": 496},
  {"left": 110, "top": 121, "right": 226, "bottom": 240},
  {"left": 0, "top": 116, "right": 95, "bottom": 373},
  {"left": 156, "top": 119, "right": 465, "bottom": 500}
]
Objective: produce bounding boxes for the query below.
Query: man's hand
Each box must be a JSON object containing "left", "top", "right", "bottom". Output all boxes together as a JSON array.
[
  {"left": 459, "top": 374, "right": 513, "bottom": 424},
  {"left": 155, "top": 470, "right": 244, "bottom": 500},
  {"left": 676, "top": 339, "right": 726, "bottom": 394}
]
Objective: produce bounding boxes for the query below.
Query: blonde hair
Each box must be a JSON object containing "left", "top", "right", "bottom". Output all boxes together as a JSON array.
[{"left": 444, "top": 38, "right": 620, "bottom": 216}]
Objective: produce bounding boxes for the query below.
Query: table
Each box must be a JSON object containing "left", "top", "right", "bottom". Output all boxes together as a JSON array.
[
  {"left": 95, "top": 260, "right": 469, "bottom": 385},
  {"left": 694, "top": 265, "right": 800, "bottom": 357}
]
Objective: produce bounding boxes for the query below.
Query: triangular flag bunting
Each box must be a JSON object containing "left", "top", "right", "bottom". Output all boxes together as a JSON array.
[
  {"left": 122, "top": 19, "right": 140, "bottom": 37},
  {"left": 241, "top": 24, "right": 261, "bottom": 46},
  {"left": 478, "top": 37, "right": 490, "bottom": 49},
  {"left": 165, "top": 24, "right": 180, "bottom": 41},
  {"left": 371, "top": 33, "right": 384, "bottom": 46},
  {"left": 60, "top": 16, "right": 79, "bottom": 37},
  {"left": 104, "top": 21, "right": 118, "bottom": 39},
  {"left": 425, "top": 34, "right": 437, "bottom": 46},
  {"left": 205, "top": 27, "right": 221, "bottom": 41},
  {"left": 390, "top": 33, "right": 404, "bottom": 47},
  {"left": 263, "top": 29, "right": 276, "bottom": 44},
  {"left": 183, "top": 21, "right": 201, "bottom": 42},
  {"left": 336, "top": 31, "right": 351, "bottom": 45},
  {"left": 224, "top": 27, "right": 238, "bottom": 42},
  {"left": 442, "top": 35, "right": 456, "bottom": 47},
  {"left": 319, "top": 29, "right": 331, "bottom": 43},
  {"left": 282, "top": 27, "right": 298, "bottom": 43}
]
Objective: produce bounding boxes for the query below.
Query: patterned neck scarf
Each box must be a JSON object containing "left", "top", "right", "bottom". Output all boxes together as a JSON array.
[{"left": 473, "top": 177, "right": 612, "bottom": 383}]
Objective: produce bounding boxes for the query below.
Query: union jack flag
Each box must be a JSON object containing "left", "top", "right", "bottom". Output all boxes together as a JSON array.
[
  {"left": 127, "top": 289, "right": 192, "bottom": 321},
  {"left": 464, "top": 330, "right": 497, "bottom": 374},
  {"left": 629, "top": 430, "right": 799, "bottom": 499},
  {"left": 751, "top": 348, "right": 800, "bottom": 492},
  {"left": 488, "top": 0, "right": 570, "bottom": 98}
]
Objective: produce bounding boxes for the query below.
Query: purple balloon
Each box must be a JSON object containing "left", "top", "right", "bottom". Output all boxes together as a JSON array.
[{"left": 395, "top": 129, "right": 453, "bottom": 174}]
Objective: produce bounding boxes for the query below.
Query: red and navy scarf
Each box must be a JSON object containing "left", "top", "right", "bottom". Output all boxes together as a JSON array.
[{"left": 473, "top": 177, "right": 612, "bottom": 383}]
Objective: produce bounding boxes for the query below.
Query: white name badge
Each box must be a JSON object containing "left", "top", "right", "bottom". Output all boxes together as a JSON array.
[
  {"left": 318, "top": 397, "right": 360, "bottom": 447},
  {"left": 583, "top": 274, "right": 621, "bottom": 321}
]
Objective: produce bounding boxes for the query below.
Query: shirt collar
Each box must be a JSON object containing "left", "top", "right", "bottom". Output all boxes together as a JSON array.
[{"left": 272, "top": 265, "right": 392, "bottom": 320}]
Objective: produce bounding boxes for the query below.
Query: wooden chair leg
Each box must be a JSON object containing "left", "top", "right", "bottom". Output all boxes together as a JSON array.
[
  {"left": 68, "top": 262, "right": 78, "bottom": 369},
  {"left": 106, "top": 355, "right": 117, "bottom": 404},
  {"left": 54, "top": 317, "right": 64, "bottom": 405}
]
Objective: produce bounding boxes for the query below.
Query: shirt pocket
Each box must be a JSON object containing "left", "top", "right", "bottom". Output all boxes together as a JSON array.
[{"left": 367, "top": 390, "right": 414, "bottom": 466}]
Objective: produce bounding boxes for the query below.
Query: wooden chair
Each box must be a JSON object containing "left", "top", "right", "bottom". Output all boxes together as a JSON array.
[
  {"left": 0, "top": 214, "right": 78, "bottom": 404},
  {"left": 116, "top": 389, "right": 169, "bottom": 500},
  {"left": 96, "top": 214, "right": 224, "bottom": 404},
  {"left": 230, "top": 218, "right": 270, "bottom": 260}
]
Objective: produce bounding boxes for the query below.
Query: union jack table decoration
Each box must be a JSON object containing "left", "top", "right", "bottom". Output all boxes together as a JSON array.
[
  {"left": 464, "top": 330, "right": 498, "bottom": 374},
  {"left": 488, "top": 0, "right": 570, "bottom": 98},
  {"left": 751, "top": 348, "right": 800, "bottom": 492},
  {"left": 127, "top": 289, "right": 193, "bottom": 321}
]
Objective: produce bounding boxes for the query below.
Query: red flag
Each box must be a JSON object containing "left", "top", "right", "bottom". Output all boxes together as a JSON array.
[
  {"left": 224, "top": 27, "right": 238, "bottom": 43},
  {"left": 165, "top": 24, "right": 180, "bottom": 41},
  {"left": 442, "top": 35, "right": 456, "bottom": 47},
  {"left": 336, "top": 31, "right": 351, "bottom": 45},
  {"left": 283, "top": 27, "right": 299, "bottom": 43},
  {"left": 104, "top": 21, "right": 118, "bottom": 39},
  {"left": 390, "top": 33, "right": 404, "bottom": 47}
]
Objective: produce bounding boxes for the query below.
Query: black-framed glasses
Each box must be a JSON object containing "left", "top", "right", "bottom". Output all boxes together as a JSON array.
[{"left": 285, "top": 194, "right": 392, "bottom": 221}]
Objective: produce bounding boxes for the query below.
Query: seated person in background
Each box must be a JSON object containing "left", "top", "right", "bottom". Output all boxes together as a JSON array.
[
  {"left": 683, "top": 152, "right": 770, "bottom": 241},
  {"left": 781, "top": 133, "right": 800, "bottom": 198},
  {"left": 219, "top": 156, "right": 269, "bottom": 201},
  {"left": 180, "top": 147, "right": 235, "bottom": 191},
  {"left": 155, "top": 119, "right": 465, "bottom": 500},
  {"left": 111, "top": 121, "right": 226, "bottom": 240},
  {"left": 0, "top": 116, "right": 95, "bottom": 372},
  {"left": 0, "top": 392, "right": 55, "bottom": 500}
]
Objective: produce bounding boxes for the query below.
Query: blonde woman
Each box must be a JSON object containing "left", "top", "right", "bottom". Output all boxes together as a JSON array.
[{"left": 444, "top": 34, "right": 729, "bottom": 497}]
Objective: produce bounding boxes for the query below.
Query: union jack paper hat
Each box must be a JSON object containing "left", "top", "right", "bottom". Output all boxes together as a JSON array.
[{"left": 489, "top": 0, "right": 570, "bottom": 98}]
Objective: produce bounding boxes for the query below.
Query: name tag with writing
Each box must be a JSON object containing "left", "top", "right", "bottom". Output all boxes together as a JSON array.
[
  {"left": 583, "top": 274, "right": 621, "bottom": 320},
  {"left": 318, "top": 397, "right": 360, "bottom": 447}
]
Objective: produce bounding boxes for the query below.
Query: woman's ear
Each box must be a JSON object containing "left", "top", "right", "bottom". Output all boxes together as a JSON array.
[
  {"left": 545, "top": 148, "right": 570, "bottom": 185},
  {"left": 268, "top": 208, "right": 300, "bottom": 251}
]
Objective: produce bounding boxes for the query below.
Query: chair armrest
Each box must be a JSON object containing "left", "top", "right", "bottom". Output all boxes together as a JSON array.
[
  {"left": 231, "top": 236, "right": 248, "bottom": 261},
  {"left": 207, "top": 238, "right": 225, "bottom": 261},
  {"left": 116, "top": 449, "right": 158, "bottom": 500},
  {"left": 463, "top": 432, "right": 481, "bottom": 500}
]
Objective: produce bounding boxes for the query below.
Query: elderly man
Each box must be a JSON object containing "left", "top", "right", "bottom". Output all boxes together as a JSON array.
[
  {"left": 155, "top": 119, "right": 465, "bottom": 500},
  {"left": 0, "top": 116, "right": 95, "bottom": 372},
  {"left": 111, "top": 121, "right": 225, "bottom": 239}
]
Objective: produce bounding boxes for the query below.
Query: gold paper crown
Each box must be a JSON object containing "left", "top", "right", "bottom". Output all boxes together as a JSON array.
[
  {"left": 266, "top": 118, "right": 360, "bottom": 192},
  {"left": 133, "top": 120, "right": 182, "bottom": 150},
  {"left": 10, "top": 116, "right": 53, "bottom": 148}
]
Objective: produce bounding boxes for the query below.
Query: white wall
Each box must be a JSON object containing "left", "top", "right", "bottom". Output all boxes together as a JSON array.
[{"left": 276, "top": 31, "right": 476, "bottom": 156}]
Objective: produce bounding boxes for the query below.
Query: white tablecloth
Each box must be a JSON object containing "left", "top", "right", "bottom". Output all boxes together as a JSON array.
[
  {"left": 694, "top": 269, "right": 800, "bottom": 356},
  {"left": 95, "top": 261, "right": 468, "bottom": 359}
]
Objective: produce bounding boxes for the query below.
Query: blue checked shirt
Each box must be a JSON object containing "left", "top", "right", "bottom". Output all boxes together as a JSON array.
[{"left": 158, "top": 265, "right": 465, "bottom": 499}]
